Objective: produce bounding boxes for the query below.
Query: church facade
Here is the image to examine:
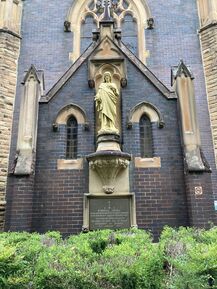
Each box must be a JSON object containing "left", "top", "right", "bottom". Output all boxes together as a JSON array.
[{"left": 0, "top": 0, "right": 217, "bottom": 236}]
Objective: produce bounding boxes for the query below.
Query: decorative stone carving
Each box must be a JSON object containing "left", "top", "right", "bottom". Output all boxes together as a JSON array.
[
  {"left": 147, "top": 18, "right": 154, "bottom": 29},
  {"left": 87, "top": 151, "right": 131, "bottom": 194},
  {"left": 95, "top": 71, "right": 119, "bottom": 134},
  {"left": 121, "top": 78, "right": 127, "bottom": 88},
  {"left": 66, "top": 0, "right": 152, "bottom": 62},
  {"left": 64, "top": 20, "right": 71, "bottom": 32}
]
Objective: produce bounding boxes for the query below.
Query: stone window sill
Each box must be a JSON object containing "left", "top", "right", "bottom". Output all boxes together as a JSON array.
[
  {"left": 57, "top": 158, "right": 83, "bottom": 170},
  {"left": 134, "top": 157, "right": 161, "bottom": 168}
]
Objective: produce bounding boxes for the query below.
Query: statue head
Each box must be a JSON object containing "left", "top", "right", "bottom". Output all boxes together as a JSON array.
[{"left": 103, "top": 71, "right": 112, "bottom": 83}]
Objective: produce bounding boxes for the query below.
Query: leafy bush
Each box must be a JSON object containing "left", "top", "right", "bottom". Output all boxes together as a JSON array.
[{"left": 0, "top": 227, "right": 216, "bottom": 289}]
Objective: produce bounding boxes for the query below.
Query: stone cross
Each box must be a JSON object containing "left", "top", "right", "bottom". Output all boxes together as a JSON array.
[{"left": 102, "top": 0, "right": 112, "bottom": 8}]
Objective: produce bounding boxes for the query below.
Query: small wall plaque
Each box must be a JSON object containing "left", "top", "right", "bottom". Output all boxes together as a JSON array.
[
  {"left": 89, "top": 197, "right": 130, "bottom": 230},
  {"left": 195, "top": 186, "right": 203, "bottom": 196},
  {"left": 83, "top": 194, "right": 137, "bottom": 232}
]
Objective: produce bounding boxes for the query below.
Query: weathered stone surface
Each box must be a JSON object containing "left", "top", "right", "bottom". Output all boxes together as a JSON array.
[
  {"left": 200, "top": 26, "right": 217, "bottom": 167},
  {"left": 0, "top": 32, "right": 21, "bottom": 230}
]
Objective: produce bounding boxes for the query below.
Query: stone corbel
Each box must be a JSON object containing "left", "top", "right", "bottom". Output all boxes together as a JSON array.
[
  {"left": 64, "top": 21, "right": 71, "bottom": 32},
  {"left": 87, "top": 151, "right": 131, "bottom": 194},
  {"left": 172, "top": 60, "right": 209, "bottom": 172},
  {"left": 14, "top": 65, "right": 44, "bottom": 175}
]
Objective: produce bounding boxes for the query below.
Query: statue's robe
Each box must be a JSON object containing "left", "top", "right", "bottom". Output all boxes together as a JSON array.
[{"left": 96, "top": 82, "right": 119, "bottom": 126}]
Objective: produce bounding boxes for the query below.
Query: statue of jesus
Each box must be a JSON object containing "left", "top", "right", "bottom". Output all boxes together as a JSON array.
[{"left": 95, "top": 71, "right": 119, "bottom": 134}]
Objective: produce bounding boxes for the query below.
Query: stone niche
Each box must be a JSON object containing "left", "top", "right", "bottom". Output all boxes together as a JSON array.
[{"left": 88, "top": 38, "right": 127, "bottom": 134}]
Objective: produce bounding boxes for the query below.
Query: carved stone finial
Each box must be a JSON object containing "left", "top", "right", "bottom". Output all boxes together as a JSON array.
[{"left": 102, "top": 0, "right": 112, "bottom": 21}]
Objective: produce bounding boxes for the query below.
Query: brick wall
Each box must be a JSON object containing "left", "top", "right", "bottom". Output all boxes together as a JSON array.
[
  {"left": 122, "top": 60, "right": 189, "bottom": 236},
  {"left": 185, "top": 172, "right": 216, "bottom": 227},
  {"left": 146, "top": 0, "right": 217, "bottom": 199},
  {"left": 5, "top": 0, "right": 217, "bottom": 236}
]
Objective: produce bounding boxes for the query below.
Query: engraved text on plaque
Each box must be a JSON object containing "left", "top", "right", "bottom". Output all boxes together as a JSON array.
[{"left": 89, "top": 197, "right": 131, "bottom": 230}]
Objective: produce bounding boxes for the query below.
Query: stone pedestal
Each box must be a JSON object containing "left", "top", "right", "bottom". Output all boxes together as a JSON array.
[{"left": 84, "top": 133, "right": 137, "bottom": 231}]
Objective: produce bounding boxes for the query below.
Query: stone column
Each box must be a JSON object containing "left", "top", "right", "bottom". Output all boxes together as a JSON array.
[
  {"left": 14, "top": 66, "right": 43, "bottom": 175},
  {"left": 173, "top": 61, "right": 205, "bottom": 171},
  {"left": 4, "top": 66, "right": 44, "bottom": 232},
  {"left": 0, "top": 0, "right": 22, "bottom": 230},
  {"left": 173, "top": 60, "right": 216, "bottom": 227},
  {"left": 198, "top": 0, "right": 217, "bottom": 167}
]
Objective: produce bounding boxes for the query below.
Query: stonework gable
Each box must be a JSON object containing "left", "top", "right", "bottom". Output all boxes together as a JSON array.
[{"left": 42, "top": 35, "right": 175, "bottom": 103}]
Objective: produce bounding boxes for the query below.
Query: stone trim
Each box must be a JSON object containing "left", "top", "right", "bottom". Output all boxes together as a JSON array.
[
  {"left": 199, "top": 22, "right": 217, "bottom": 167},
  {"left": 57, "top": 159, "right": 83, "bottom": 170},
  {"left": 14, "top": 66, "right": 44, "bottom": 176},
  {"left": 134, "top": 157, "right": 161, "bottom": 168},
  {"left": 0, "top": 28, "right": 21, "bottom": 39},
  {"left": 173, "top": 61, "right": 207, "bottom": 172},
  {"left": 199, "top": 21, "right": 217, "bottom": 33},
  {"left": 54, "top": 103, "right": 89, "bottom": 129},
  {"left": 43, "top": 36, "right": 175, "bottom": 102},
  {"left": 41, "top": 42, "right": 96, "bottom": 103},
  {"left": 127, "top": 101, "right": 165, "bottom": 129}
]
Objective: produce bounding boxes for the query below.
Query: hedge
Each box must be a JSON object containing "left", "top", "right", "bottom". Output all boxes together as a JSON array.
[{"left": 0, "top": 227, "right": 217, "bottom": 289}]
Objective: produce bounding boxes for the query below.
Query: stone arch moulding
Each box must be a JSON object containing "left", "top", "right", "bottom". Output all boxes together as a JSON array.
[
  {"left": 90, "top": 62, "right": 124, "bottom": 89},
  {"left": 127, "top": 101, "right": 165, "bottom": 129},
  {"left": 66, "top": 0, "right": 152, "bottom": 63},
  {"left": 53, "top": 103, "right": 89, "bottom": 131}
]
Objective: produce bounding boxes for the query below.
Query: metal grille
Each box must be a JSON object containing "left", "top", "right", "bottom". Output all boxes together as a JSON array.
[
  {"left": 66, "top": 116, "right": 78, "bottom": 159},
  {"left": 139, "top": 115, "right": 153, "bottom": 158}
]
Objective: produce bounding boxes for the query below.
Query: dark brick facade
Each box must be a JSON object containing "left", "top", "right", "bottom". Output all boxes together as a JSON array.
[{"left": 5, "top": 0, "right": 217, "bottom": 236}]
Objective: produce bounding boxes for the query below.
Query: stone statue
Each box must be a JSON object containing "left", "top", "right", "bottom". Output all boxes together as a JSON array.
[{"left": 95, "top": 72, "right": 119, "bottom": 134}]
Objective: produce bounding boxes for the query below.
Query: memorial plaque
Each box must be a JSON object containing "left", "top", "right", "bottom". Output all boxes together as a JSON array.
[{"left": 89, "top": 197, "right": 131, "bottom": 230}]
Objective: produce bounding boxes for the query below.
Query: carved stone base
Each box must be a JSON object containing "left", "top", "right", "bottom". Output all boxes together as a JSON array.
[{"left": 87, "top": 150, "right": 131, "bottom": 194}]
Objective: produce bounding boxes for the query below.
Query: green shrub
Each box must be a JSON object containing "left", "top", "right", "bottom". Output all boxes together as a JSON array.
[{"left": 0, "top": 227, "right": 216, "bottom": 289}]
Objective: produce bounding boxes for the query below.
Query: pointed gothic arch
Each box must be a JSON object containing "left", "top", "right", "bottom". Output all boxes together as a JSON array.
[{"left": 66, "top": 0, "right": 152, "bottom": 63}]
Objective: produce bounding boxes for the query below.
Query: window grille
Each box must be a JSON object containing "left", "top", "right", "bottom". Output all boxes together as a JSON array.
[
  {"left": 139, "top": 114, "right": 153, "bottom": 158},
  {"left": 66, "top": 116, "right": 78, "bottom": 159}
]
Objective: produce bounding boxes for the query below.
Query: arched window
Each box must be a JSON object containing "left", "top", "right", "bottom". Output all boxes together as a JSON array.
[
  {"left": 139, "top": 114, "right": 153, "bottom": 158},
  {"left": 66, "top": 116, "right": 78, "bottom": 159}
]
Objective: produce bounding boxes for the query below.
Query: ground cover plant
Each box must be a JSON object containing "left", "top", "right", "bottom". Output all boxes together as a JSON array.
[{"left": 0, "top": 227, "right": 217, "bottom": 289}]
